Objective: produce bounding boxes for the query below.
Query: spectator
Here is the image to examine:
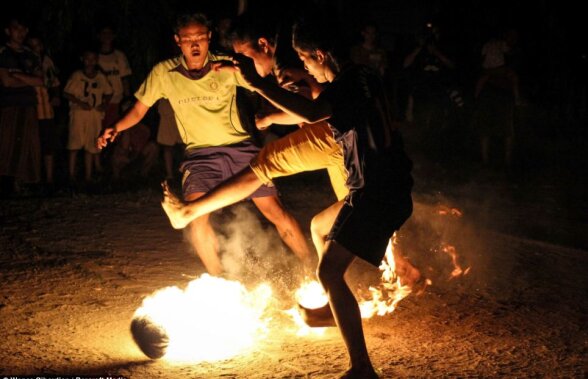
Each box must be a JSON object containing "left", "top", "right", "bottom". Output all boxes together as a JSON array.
[
  {"left": 475, "top": 29, "right": 521, "bottom": 105},
  {"left": 0, "top": 17, "right": 43, "bottom": 196},
  {"left": 27, "top": 35, "right": 61, "bottom": 191},
  {"left": 97, "top": 25, "right": 132, "bottom": 128},
  {"left": 350, "top": 22, "right": 388, "bottom": 77},
  {"left": 63, "top": 47, "right": 113, "bottom": 184}
]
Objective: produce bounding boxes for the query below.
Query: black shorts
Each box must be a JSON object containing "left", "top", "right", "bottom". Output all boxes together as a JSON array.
[{"left": 327, "top": 190, "right": 413, "bottom": 267}]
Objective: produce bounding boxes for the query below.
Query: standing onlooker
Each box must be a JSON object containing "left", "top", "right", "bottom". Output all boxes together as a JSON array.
[
  {"left": 27, "top": 35, "right": 60, "bottom": 190},
  {"left": 350, "top": 22, "right": 388, "bottom": 77},
  {"left": 475, "top": 30, "right": 521, "bottom": 105},
  {"left": 97, "top": 25, "right": 132, "bottom": 129},
  {"left": 0, "top": 17, "right": 43, "bottom": 196},
  {"left": 156, "top": 98, "right": 183, "bottom": 180},
  {"left": 63, "top": 47, "right": 112, "bottom": 184},
  {"left": 474, "top": 29, "right": 521, "bottom": 168}
]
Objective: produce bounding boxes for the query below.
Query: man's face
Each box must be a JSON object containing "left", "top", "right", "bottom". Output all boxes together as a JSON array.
[
  {"left": 295, "top": 48, "right": 327, "bottom": 83},
  {"left": 175, "top": 22, "right": 211, "bottom": 64},
  {"left": 232, "top": 39, "right": 273, "bottom": 77},
  {"left": 5, "top": 20, "right": 28, "bottom": 45},
  {"left": 98, "top": 28, "right": 116, "bottom": 45}
]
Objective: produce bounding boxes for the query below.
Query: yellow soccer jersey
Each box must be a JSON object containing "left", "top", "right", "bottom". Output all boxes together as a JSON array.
[{"left": 135, "top": 52, "right": 253, "bottom": 150}]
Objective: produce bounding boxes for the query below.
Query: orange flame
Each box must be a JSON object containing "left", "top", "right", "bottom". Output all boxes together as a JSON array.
[
  {"left": 440, "top": 243, "right": 471, "bottom": 279},
  {"left": 133, "top": 274, "right": 273, "bottom": 362},
  {"left": 358, "top": 238, "right": 413, "bottom": 318}
]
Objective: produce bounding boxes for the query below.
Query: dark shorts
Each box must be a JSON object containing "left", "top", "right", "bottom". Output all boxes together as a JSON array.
[
  {"left": 38, "top": 118, "right": 59, "bottom": 155},
  {"left": 327, "top": 190, "right": 413, "bottom": 267},
  {"left": 180, "top": 140, "right": 277, "bottom": 200}
]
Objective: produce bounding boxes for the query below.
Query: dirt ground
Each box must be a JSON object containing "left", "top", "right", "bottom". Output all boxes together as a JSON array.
[{"left": 1, "top": 163, "right": 586, "bottom": 378}]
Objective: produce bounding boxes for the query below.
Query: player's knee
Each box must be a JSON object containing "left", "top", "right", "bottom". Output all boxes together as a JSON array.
[{"left": 310, "top": 214, "right": 327, "bottom": 241}]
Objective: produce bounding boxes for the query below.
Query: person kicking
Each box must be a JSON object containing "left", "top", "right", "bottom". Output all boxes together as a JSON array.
[
  {"left": 97, "top": 13, "right": 313, "bottom": 276},
  {"left": 162, "top": 14, "right": 416, "bottom": 379}
]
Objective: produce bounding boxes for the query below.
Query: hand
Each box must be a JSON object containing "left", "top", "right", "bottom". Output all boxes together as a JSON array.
[
  {"left": 255, "top": 114, "right": 272, "bottom": 130},
  {"left": 211, "top": 59, "right": 238, "bottom": 73},
  {"left": 96, "top": 127, "right": 118, "bottom": 149},
  {"left": 276, "top": 67, "right": 307, "bottom": 87}
]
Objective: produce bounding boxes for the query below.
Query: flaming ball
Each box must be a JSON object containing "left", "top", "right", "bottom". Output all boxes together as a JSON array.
[{"left": 130, "top": 316, "right": 170, "bottom": 359}]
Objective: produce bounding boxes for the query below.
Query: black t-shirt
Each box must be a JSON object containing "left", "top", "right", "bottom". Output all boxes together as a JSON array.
[
  {"left": 318, "top": 64, "right": 413, "bottom": 199},
  {"left": 0, "top": 44, "right": 40, "bottom": 107}
]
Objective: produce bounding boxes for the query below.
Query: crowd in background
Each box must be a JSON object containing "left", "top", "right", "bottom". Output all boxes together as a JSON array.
[{"left": 0, "top": 1, "right": 586, "bottom": 198}]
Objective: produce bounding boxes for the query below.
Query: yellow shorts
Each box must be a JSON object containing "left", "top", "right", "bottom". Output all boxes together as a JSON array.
[{"left": 250, "top": 122, "right": 348, "bottom": 200}]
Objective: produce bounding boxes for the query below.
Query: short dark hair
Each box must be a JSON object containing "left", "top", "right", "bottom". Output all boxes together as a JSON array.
[
  {"left": 174, "top": 13, "right": 211, "bottom": 35},
  {"left": 292, "top": 15, "right": 348, "bottom": 61},
  {"left": 4, "top": 16, "right": 29, "bottom": 29},
  {"left": 229, "top": 12, "right": 279, "bottom": 51}
]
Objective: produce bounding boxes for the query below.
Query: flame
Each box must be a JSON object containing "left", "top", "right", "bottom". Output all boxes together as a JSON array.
[
  {"left": 289, "top": 236, "right": 416, "bottom": 331},
  {"left": 285, "top": 280, "right": 329, "bottom": 336},
  {"left": 133, "top": 274, "right": 272, "bottom": 362},
  {"left": 436, "top": 205, "right": 463, "bottom": 217},
  {"left": 440, "top": 244, "right": 471, "bottom": 279},
  {"left": 358, "top": 238, "right": 413, "bottom": 318}
]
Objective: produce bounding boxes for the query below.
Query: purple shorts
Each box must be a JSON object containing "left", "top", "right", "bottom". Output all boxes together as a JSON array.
[{"left": 180, "top": 140, "right": 277, "bottom": 199}]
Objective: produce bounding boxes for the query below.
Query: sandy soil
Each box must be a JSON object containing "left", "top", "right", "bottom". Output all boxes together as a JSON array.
[{"left": 1, "top": 167, "right": 586, "bottom": 378}]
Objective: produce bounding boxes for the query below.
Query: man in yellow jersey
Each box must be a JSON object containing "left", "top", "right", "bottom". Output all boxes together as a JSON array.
[{"left": 97, "top": 13, "right": 312, "bottom": 276}]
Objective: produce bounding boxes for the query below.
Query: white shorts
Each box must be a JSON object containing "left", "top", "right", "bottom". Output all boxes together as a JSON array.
[{"left": 67, "top": 109, "right": 104, "bottom": 153}]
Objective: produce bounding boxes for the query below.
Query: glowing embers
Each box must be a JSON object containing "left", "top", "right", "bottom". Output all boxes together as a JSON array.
[
  {"left": 131, "top": 274, "right": 272, "bottom": 362},
  {"left": 290, "top": 237, "right": 418, "bottom": 332},
  {"left": 358, "top": 238, "right": 415, "bottom": 318}
]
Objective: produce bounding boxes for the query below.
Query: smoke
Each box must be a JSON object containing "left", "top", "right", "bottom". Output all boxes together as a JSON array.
[
  {"left": 184, "top": 203, "right": 304, "bottom": 301},
  {"left": 397, "top": 192, "right": 490, "bottom": 292}
]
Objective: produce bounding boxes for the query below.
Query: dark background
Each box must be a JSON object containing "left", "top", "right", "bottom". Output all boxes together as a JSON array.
[{"left": 3, "top": 0, "right": 587, "bottom": 186}]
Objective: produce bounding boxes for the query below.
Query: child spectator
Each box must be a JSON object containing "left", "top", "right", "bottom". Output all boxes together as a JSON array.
[
  {"left": 97, "top": 25, "right": 132, "bottom": 128},
  {"left": 27, "top": 35, "right": 60, "bottom": 190},
  {"left": 63, "top": 47, "right": 113, "bottom": 183}
]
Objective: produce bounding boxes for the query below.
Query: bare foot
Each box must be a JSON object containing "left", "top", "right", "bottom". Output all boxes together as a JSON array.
[{"left": 160, "top": 181, "right": 192, "bottom": 229}]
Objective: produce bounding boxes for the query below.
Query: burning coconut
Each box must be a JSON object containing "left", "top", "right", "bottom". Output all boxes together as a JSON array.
[{"left": 130, "top": 274, "right": 272, "bottom": 361}]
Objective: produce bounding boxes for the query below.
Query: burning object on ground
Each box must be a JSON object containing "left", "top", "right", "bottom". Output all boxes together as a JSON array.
[
  {"left": 130, "top": 316, "right": 169, "bottom": 359},
  {"left": 130, "top": 274, "right": 272, "bottom": 361},
  {"left": 298, "top": 303, "right": 336, "bottom": 327}
]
